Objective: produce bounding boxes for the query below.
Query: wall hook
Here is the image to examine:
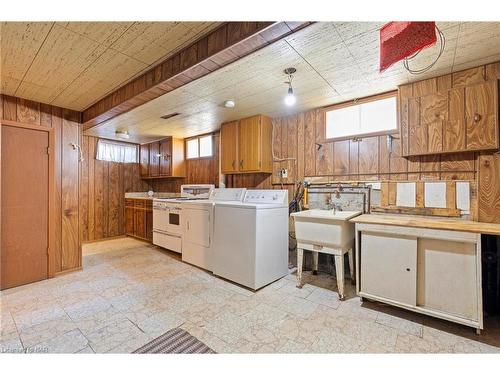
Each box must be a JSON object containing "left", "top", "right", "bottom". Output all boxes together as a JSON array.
[{"left": 70, "top": 143, "right": 84, "bottom": 162}]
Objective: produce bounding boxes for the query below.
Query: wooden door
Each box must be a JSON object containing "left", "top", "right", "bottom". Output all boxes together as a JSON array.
[
  {"left": 220, "top": 121, "right": 239, "bottom": 173},
  {"left": 358, "top": 137, "right": 379, "bottom": 175},
  {"left": 1, "top": 125, "right": 49, "bottom": 289},
  {"left": 146, "top": 209, "right": 153, "bottom": 242},
  {"left": 159, "top": 138, "right": 172, "bottom": 176},
  {"left": 139, "top": 144, "right": 149, "bottom": 177},
  {"left": 443, "top": 87, "right": 466, "bottom": 152},
  {"left": 134, "top": 209, "right": 146, "bottom": 239},
  {"left": 238, "top": 115, "right": 261, "bottom": 172},
  {"left": 125, "top": 205, "right": 135, "bottom": 236},
  {"left": 408, "top": 98, "right": 427, "bottom": 155},
  {"left": 360, "top": 232, "right": 417, "bottom": 306},
  {"left": 149, "top": 141, "right": 160, "bottom": 177},
  {"left": 465, "top": 81, "right": 498, "bottom": 150},
  {"left": 422, "top": 91, "right": 447, "bottom": 152},
  {"left": 478, "top": 154, "right": 500, "bottom": 223}
]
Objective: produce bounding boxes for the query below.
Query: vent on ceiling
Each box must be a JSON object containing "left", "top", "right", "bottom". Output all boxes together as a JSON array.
[{"left": 160, "top": 112, "right": 180, "bottom": 120}]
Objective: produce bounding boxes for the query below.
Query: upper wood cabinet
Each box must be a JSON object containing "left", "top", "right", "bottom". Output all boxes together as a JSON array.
[
  {"left": 399, "top": 70, "right": 499, "bottom": 157},
  {"left": 220, "top": 120, "right": 239, "bottom": 173},
  {"left": 220, "top": 114, "right": 273, "bottom": 174},
  {"left": 140, "top": 137, "right": 185, "bottom": 178},
  {"left": 139, "top": 144, "right": 149, "bottom": 177}
]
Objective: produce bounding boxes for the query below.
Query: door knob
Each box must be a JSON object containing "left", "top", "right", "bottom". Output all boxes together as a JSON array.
[{"left": 473, "top": 113, "right": 482, "bottom": 123}]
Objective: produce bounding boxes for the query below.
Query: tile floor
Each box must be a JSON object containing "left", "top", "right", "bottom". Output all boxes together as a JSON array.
[{"left": 1, "top": 237, "right": 500, "bottom": 354}]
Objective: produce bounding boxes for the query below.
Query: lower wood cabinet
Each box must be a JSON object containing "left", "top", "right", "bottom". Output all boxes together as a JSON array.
[
  {"left": 124, "top": 198, "right": 153, "bottom": 242},
  {"left": 356, "top": 223, "right": 482, "bottom": 330}
]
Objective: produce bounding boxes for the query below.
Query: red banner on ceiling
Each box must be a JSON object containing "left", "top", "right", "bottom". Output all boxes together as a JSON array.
[{"left": 379, "top": 21, "right": 437, "bottom": 72}]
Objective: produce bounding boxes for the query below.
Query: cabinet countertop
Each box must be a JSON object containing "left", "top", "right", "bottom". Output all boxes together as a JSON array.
[{"left": 350, "top": 214, "right": 500, "bottom": 236}]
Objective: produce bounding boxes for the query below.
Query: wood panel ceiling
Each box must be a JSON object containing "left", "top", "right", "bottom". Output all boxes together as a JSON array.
[
  {"left": 83, "top": 21, "right": 500, "bottom": 144},
  {"left": 0, "top": 22, "right": 221, "bottom": 110}
]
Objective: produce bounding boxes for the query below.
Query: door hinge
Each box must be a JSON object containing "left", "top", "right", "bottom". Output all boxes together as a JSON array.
[
  {"left": 46, "top": 147, "right": 51, "bottom": 155},
  {"left": 47, "top": 247, "right": 50, "bottom": 255}
]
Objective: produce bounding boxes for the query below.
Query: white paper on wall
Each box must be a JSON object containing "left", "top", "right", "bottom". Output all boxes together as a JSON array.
[
  {"left": 396, "top": 182, "right": 416, "bottom": 207},
  {"left": 456, "top": 182, "right": 470, "bottom": 213},
  {"left": 424, "top": 182, "right": 447, "bottom": 208}
]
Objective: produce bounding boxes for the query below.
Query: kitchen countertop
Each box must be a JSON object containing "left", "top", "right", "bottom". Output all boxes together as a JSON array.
[
  {"left": 350, "top": 214, "right": 500, "bottom": 236},
  {"left": 125, "top": 192, "right": 180, "bottom": 200}
]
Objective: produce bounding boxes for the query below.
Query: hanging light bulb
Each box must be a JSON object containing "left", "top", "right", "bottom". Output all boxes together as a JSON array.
[
  {"left": 283, "top": 67, "right": 297, "bottom": 106},
  {"left": 284, "top": 83, "right": 296, "bottom": 106}
]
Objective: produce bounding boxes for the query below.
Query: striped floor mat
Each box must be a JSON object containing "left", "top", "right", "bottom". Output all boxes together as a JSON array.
[{"left": 133, "top": 328, "right": 216, "bottom": 354}]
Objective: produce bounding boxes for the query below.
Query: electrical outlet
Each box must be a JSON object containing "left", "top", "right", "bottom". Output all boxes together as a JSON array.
[{"left": 282, "top": 169, "right": 288, "bottom": 178}]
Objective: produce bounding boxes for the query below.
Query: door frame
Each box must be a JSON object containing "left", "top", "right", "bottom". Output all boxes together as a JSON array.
[{"left": 1, "top": 119, "right": 56, "bottom": 278}]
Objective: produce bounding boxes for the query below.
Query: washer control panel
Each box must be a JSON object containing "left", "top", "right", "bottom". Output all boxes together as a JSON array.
[
  {"left": 209, "top": 188, "right": 246, "bottom": 202},
  {"left": 243, "top": 190, "right": 288, "bottom": 205}
]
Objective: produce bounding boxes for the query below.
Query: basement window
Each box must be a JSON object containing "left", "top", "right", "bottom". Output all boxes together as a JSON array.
[
  {"left": 96, "top": 139, "right": 138, "bottom": 163},
  {"left": 325, "top": 93, "right": 398, "bottom": 140},
  {"left": 186, "top": 135, "right": 213, "bottom": 159}
]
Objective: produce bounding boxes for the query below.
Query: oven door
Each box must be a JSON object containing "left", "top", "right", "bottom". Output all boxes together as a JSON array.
[{"left": 165, "top": 206, "right": 182, "bottom": 236}]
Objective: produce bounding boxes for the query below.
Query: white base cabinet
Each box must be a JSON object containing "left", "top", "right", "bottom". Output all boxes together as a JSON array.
[{"left": 355, "top": 223, "right": 483, "bottom": 331}]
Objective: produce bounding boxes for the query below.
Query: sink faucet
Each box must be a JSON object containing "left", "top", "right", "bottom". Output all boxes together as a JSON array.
[{"left": 332, "top": 203, "right": 342, "bottom": 214}]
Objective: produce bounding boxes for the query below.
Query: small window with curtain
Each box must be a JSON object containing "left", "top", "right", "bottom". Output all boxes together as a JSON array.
[
  {"left": 325, "top": 92, "right": 398, "bottom": 140},
  {"left": 96, "top": 139, "right": 139, "bottom": 163},
  {"left": 186, "top": 134, "right": 213, "bottom": 159}
]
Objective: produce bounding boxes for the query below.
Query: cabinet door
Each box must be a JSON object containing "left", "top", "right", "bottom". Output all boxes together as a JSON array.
[
  {"left": 139, "top": 144, "right": 149, "bottom": 177},
  {"left": 443, "top": 87, "right": 466, "bottom": 152},
  {"left": 146, "top": 210, "right": 153, "bottom": 242},
  {"left": 417, "top": 238, "right": 478, "bottom": 321},
  {"left": 408, "top": 98, "right": 427, "bottom": 155},
  {"left": 220, "top": 121, "right": 239, "bottom": 173},
  {"left": 125, "top": 206, "right": 135, "bottom": 236},
  {"left": 238, "top": 115, "right": 261, "bottom": 171},
  {"left": 159, "top": 138, "right": 172, "bottom": 176},
  {"left": 465, "top": 81, "right": 498, "bottom": 150},
  {"left": 478, "top": 154, "right": 500, "bottom": 223},
  {"left": 360, "top": 232, "right": 417, "bottom": 306},
  {"left": 149, "top": 142, "right": 160, "bottom": 177},
  {"left": 134, "top": 210, "right": 146, "bottom": 239}
]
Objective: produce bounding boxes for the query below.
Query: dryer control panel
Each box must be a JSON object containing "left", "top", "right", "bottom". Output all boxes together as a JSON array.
[
  {"left": 243, "top": 190, "right": 288, "bottom": 205},
  {"left": 209, "top": 188, "right": 246, "bottom": 202}
]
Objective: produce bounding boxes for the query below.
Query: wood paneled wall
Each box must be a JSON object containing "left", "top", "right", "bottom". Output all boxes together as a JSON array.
[
  {"left": 80, "top": 133, "right": 220, "bottom": 241},
  {"left": 79, "top": 136, "right": 151, "bottom": 242},
  {"left": 0, "top": 95, "right": 82, "bottom": 274}
]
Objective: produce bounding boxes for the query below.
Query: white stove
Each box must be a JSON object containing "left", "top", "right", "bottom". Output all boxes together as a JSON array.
[{"left": 152, "top": 184, "right": 214, "bottom": 253}]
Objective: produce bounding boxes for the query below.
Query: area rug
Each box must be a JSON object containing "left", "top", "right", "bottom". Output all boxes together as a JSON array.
[{"left": 133, "top": 328, "right": 216, "bottom": 354}]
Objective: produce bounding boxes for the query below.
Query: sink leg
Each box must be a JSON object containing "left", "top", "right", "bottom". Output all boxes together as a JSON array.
[
  {"left": 296, "top": 248, "right": 304, "bottom": 288},
  {"left": 312, "top": 251, "right": 319, "bottom": 275},
  {"left": 476, "top": 328, "right": 482, "bottom": 335},
  {"left": 334, "top": 254, "right": 345, "bottom": 300},
  {"left": 347, "top": 248, "right": 355, "bottom": 285}
]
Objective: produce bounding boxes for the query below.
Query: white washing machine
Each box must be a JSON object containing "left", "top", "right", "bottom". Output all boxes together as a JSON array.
[
  {"left": 181, "top": 188, "right": 246, "bottom": 271},
  {"left": 212, "top": 189, "right": 289, "bottom": 290}
]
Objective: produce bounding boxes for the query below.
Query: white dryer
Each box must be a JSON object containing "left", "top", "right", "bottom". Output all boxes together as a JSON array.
[
  {"left": 212, "top": 189, "right": 289, "bottom": 290},
  {"left": 181, "top": 188, "right": 246, "bottom": 271}
]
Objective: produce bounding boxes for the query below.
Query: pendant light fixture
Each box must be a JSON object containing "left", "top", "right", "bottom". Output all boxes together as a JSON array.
[{"left": 284, "top": 67, "right": 297, "bottom": 106}]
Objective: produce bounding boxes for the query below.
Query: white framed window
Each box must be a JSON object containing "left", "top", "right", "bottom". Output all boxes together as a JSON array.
[
  {"left": 96, "top": 139, "right": 138, "bottom": 163},
  {"left": 186, "top": 134, "right": 213, "bottom": 159},
  {"left": 325, "top": 94, "right": 398, "bottom": 140}
]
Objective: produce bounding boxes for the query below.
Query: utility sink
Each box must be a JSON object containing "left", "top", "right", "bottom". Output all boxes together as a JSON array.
[{"left": 291, "top": 209, "right": 361, "bottom": 249}]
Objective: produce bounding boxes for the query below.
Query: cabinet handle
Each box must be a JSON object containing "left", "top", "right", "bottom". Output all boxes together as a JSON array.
[
  {"left": 240, "top": 160, "right": 243, "bottom": 168},
  {"left": 232, "top": 160, "right": 236, "bottom": 169},
  {"left": 406, "top": 268, "right": 411, "bottom": 272},
  {"left": 473, "top": 113, "right": 482, "bottom": 123}
]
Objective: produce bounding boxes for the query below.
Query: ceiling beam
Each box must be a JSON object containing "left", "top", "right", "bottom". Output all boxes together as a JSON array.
[{"left": 82, "top": 21, "right": 312, "bottom": 130}]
